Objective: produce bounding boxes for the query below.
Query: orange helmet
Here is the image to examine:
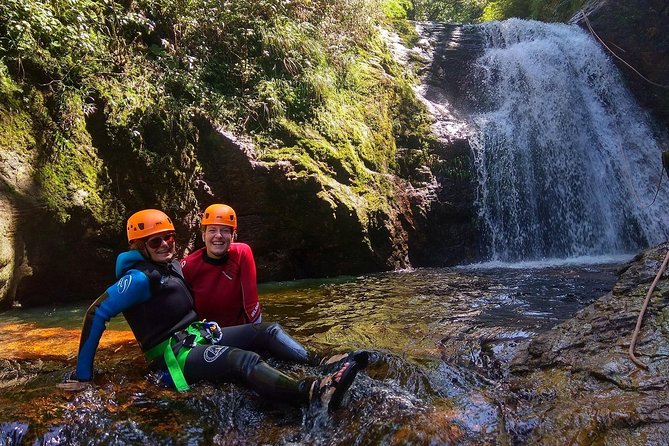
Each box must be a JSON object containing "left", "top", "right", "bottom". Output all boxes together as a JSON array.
[
  {"left": 201, "top": 204, "right": 237, "bottom": 229},
  {"left": 126, "top": 209, "right": 175, "bottom": 242}
]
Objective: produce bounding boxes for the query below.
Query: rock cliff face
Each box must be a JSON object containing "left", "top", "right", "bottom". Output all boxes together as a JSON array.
[
  {"left": 405, "top": 23, "right": 483, "bottom": 266},
  {"left": 189, "top": 116, "right": 417, "bottom": 281},
  {"left": 574, "top": 0, "right": 669, "bottom": 131},
  {"left": 0, "top": 104, "right": 442, "bottom": 308}
]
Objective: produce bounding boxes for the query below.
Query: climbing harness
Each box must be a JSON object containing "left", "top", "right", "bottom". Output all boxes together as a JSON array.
[
  {"left": 145, "top": 321, "right": 223, "bottom": 391},
  {"left": 628, "top": 248, "right": 669, "bottom": 369}
]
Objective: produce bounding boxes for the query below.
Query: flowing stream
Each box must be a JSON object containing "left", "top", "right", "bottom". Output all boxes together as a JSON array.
[{"left": 0, "top": 261, "right": 623, "bottom": 445}]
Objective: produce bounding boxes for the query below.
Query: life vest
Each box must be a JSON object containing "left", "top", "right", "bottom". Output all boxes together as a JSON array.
[
  {"left": 122, "top": 259, "right": 198, "bottom": 350},
  {"left": 122, "top": 259, "right": 203, "bottom": 392}
]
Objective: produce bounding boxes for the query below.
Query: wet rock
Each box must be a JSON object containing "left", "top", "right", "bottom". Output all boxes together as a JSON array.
[
  {"left": 406, "top": 23, "right": 482, "bottom": 267},
  {"left": 574, "top": 0, "right": 669, "bottom": 130},
  {"left": 0, "top": 422, "right": 28, "bottom": 445},
  {"left": 501, "top": 242, "right": 669, "bottom": 444},
  {"left": 388, "top": 408, "right": 466, "bottom": 445}
]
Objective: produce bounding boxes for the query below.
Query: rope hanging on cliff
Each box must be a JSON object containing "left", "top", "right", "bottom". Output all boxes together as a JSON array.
[
  {"left": 642, "top": 164, "right": 665, "bottom": 209},
  {"left": 579, "top": 10, "right": 669, "bottom": 90},
  {"left": 628, "top": 248, "right": 669, "bottom": 369},
  {"left": 579, "top": 11, "right": 669, "bottom": 210}
]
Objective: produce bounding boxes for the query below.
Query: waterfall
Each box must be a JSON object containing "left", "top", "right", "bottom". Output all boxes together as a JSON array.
[{"left": 469, "top": 18, "right": 669, "bottom": 261}]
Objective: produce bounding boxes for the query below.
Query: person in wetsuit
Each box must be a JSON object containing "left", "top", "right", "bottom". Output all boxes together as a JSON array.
[
  {"left": 181, "top": 204, "right": 262, "bottom": 327},
  {"left": 181, "top": 204, "right": 369, "bottom": 369},
  {"left": 58, "top": 209, "right": 363, "bottom": 411}
]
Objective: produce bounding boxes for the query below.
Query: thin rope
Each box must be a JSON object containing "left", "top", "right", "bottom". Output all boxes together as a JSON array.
[
  {"left": 578, "top": 10, "right": 668, "bottom": 209},
  {"left": 629, "top": 247, "right": 669, "bottom": 369},
  {"left": 580, "top": 10, "right": 669, "bottom": 90},
  {"left": 639, "top": 161, "right": 665, "bottom": 209}
]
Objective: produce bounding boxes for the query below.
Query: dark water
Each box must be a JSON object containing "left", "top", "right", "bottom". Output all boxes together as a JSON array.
[{"left": 0, "top": 260, "right": 624, "bottom": 445}]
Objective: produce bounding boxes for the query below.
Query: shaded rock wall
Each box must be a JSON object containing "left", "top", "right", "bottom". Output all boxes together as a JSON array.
[
  {"left": 0, "top": 104, "right": 37, "bottom": 310},
  {"left": 0, "top": 194, "right": 25, "bottom": 309},
  {"left": 574, "top": 0, "right": 669, "bottom": 131},
  {"left": 0, "top": 103, "right": 428, "bottom": 307},
  {"left": 191, "top": 116, "right": 415, "bottom": 281}
]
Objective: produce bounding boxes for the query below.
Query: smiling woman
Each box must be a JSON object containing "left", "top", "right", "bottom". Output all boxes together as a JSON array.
[
  {"left": 125, "top": 209, "right": 177, "bottom": 263},
  {"left": 203, "top": 225, "right": 233, "bottom": 259},
  {"left": 182, "top": 204, "right": 255, "bottom": 326}
]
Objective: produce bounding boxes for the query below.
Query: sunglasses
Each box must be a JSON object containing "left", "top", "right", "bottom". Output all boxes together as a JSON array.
[{"left": 146, "top": 233, "right": 176, "bottom": 249}]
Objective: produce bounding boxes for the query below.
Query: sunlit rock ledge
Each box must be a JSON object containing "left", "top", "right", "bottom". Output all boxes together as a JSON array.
[{"left": 502, "top": 241, "right": 669, "bottom": 444}]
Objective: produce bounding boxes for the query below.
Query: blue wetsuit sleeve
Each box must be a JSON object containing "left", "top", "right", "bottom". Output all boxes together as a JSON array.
[{"left": 75, "top": 270, "right": 151, "bottom": 381}]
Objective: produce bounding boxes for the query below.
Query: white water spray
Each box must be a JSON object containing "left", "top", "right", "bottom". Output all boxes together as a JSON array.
[{"left": 470, "top": 19, "right": 669, "bottom": 261}]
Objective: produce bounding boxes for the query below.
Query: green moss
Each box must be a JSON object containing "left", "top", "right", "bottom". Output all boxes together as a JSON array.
[
  {"left": 529, "top": 0, "right": 589, "bottom": 21},
  {"left": 36, "top": 131, "right": 106, "bottom": 223},
  {"left": 0, "top": 0, "right": 434, "bottom": 239},
  {"left": 0, "top": 78, "right": 38, "bottom": 206},
  {"left": 250, "top": 14, "right": 431, "bottom": 222},
  {"left": 0, "top": 106, "right": 35, "bottom": 159},
  {"left": 481, "top": 0, "right": 531, "bottom": 21},
  {"left": 476, "top": 0, "right": 588, "bottom": 21},
  {"left": 0, "top": 64, "right": 22, "bottom": 109},
  {"left": 382, "top": 0, "right": 412, "bottom": 20}
]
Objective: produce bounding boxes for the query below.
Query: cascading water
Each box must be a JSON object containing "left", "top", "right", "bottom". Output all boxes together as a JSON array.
[{"left": 469, "top": 19, "right": 669, "bottom": 261}]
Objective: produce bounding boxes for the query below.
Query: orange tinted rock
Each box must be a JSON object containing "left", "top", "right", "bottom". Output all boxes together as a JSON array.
[{"left": 0, "top": 322, "right": 135, "bottom": 360}]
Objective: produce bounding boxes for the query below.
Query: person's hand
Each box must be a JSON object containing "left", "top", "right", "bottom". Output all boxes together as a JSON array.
[{"left": 56, "top": 379, "right": 92, "bottom": 392}]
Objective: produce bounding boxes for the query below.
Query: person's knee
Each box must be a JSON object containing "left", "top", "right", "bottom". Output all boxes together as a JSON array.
[
  {"left": 253, "top": 321, "right": 279, "bottom": 332},
  {"left": 227, "top": 348, "right": 262, "bottom": 376},
  {"left": 256, "top": 322, "right": 284, "bottom": 337}
]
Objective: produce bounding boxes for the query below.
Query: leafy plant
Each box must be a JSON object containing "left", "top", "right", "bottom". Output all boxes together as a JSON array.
[{"left": 0, "top": 0, "right": 435, "bottom": 227}]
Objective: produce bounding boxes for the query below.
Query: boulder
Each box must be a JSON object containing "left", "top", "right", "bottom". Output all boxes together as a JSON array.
[{"left": 502, "top": 242, "right": 669, "bottom": 443}]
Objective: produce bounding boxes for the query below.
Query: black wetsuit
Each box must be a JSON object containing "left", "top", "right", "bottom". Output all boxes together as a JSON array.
[{"left": 75, "top": 249, "right": 314, "bottom": 401}]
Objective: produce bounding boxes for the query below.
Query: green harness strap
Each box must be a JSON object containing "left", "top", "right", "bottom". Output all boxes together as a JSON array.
[{"left": 145, "top": 323, "right": 206, "bottom": 392}]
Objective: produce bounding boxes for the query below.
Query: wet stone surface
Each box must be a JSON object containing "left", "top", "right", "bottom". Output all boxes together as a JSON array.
[{"left": 3, "top": 253, "right": 664, "bottom": 445}]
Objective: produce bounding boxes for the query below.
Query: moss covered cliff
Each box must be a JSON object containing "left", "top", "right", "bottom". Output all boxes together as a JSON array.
[
  {"left": 2, "top": 0, "right": 664, "bottom": 308},
  {"left": 0, "top": 0, "right": 440, "bottom": 307}
]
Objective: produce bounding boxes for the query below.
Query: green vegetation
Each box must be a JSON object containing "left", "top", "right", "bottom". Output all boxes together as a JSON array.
[
  {"left": 412, "top": 0, "right": 589, "bottom": 23},
  {"left": 0, "top": 0, "right": 434, "bottom": 227}
]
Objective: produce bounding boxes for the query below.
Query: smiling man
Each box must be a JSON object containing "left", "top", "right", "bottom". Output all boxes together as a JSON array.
[{"left": 181, "top": 204, "right": 262, "bottom": 327}]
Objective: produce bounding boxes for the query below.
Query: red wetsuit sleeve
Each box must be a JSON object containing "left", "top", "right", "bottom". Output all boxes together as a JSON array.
[
  {"left": 180, "top": 249, "right": 210, "bottom": 318},
  {"left": 238, "top": 244, "right": 261, "bottom": 323}
]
